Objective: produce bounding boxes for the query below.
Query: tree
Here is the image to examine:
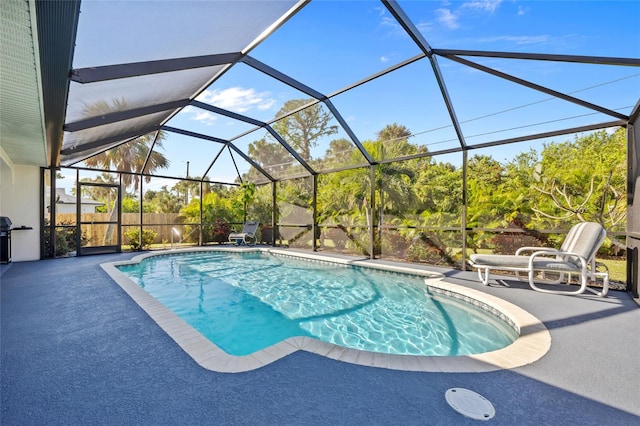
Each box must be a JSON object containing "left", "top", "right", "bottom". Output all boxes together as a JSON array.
[
  {"left": 315, "top": 125, "right": 426, "bottom": 255},
  {"left": 181, "top": 191, "right": 237, "bottom": 243},
  {"left": 81, "top": 99, "right": 171, "bottom": 246},
  {"left": 172, "top": 178, "right": 207, "bottom": 205},
  {"left": 531, "top": 128, "right": 626, "bottom": 251},
  {"left": 272, "top": 99, "right": 338, "bottom": 161},
  {"left": 376, "top": 123, "right": 412, "bottom": 142},
  {"left": 323, "top": 138, "right": 357, "bottom": 169},
  {"left": 468, "top": 155, "right": 504, "bottom": 189},
  {"left": 247, "top": 137, "right": 292, "bottom": 179},
  {"left": 317, "top": 125, "right": 426, "bottom": 227},
  {"left": 317, "top": 167, "right": 370, "bottom": 223},
  {"left": 232, "top": 182, "right": 256, "bottom": 223},
  {"left": 121, "top": 197, "right": 141, "bottom": 213},
  {"left": 364, "top": 133, "right": 426, "bottom": 221},
  {"left": 465, "top": 154, "right": 513, "bottom": 228},
  {"left": 143, "top": 186, "right": 183, "bottom": 213},
  {"left": 83, "top": 99, "right": 170, "bottom": 192},
  {"left": 415, "top": 160, "right": 462, "bottom": 217}
]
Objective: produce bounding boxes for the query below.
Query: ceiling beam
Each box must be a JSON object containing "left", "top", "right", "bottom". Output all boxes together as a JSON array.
[
  {"left": 242, "top": 55, "right": 326, "bottom": 100},
  {"left": 241, "top": 56, "right": 375, "bottom": 165},
  {"left": 629, "top": 99, "right": 640, "bottom": 123},
  {"left": 64, "top": 99, "right": 190, "bottom": 132},
  {"left": 190, "top": 100, "right": 266, "bottom": 127},
  {"left": 163, "top": 126, "right": 274, "bottom": 181},
  {"left": 60, "top": 125, "right": 161, "bottom": 156},
  {"left": 35, "top": 0, "right": 81, "bottom": 167},
  {"left": 463, "top": 120, "right": 627, "bottom": 151},
  {"left": 433, "top": 49, "right": 640, "bottom": 67},
  {"left": 444, "top": 54, "right": 629, "bottom": 121},
  {"left": 70, "top": 52, "right": 243, "bottom": 83},
  {"left": 323, "top": 99, "right": 374, "bottom": 164},
  {"left": 383, "top": 0, "right": 468, "bottom": 148},
  {"left": 265, "top": 127, "right": 316, "bottom": 175}
]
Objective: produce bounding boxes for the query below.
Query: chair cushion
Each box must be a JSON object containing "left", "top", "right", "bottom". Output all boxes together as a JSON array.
[
  {"left": 470, "top": 254, "right": 529, "bottom": 268},
  {"left": 530, "top": 258, "right": 581, "bottom": 272},
  {"left": 560, "top": 222, "right": 605, "bottom": 261},
  {"left": 470, "top": 254, "right": 581, "bottom": 272}
]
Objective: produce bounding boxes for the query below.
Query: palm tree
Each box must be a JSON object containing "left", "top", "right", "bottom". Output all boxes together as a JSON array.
[
  {"left": 376, "top": 123, "right": 412, "bottom": 143},
  {"left": 82, "top": 98, "right": 170, "bottom": 244},
  {"left": 83, "top": 99, "right": 170, "bottom": 191}
]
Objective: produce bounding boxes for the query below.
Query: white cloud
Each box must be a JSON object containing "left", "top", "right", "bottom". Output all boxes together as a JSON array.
[
  {"left": 435, "top": 0, "right": 503, "bottom": 31},
  {"left": 192, "top": 111, "right": 218, "bottom": 126},
  {"left": 380, "top": 15, "right": 403, "bottom": 33},
  {"left": 196, "top": 87, "right": 276, "bottom": 114},
  {"left": 378, "top": 4, "right": 430, "bottom": 38},
  {"left": 518, "top": 5, "right": 527, "bottom": 16},
  {"left": 380, "top": 56, "right": 390, "bottom": 63},
  {"left": 181, "top": 87, "right": 277, "bottom": 126},
  {"left": 436, "top": 8, "right": 459, "bottom": 29},
  {"left": 257, "top": 99, "right": 276, "bottom": 111},
  {"left": 180, "top": 105, "right": 217, "bottom": 126},
  {"left": 416, "top": 21, "right": 434, "bottom": 34},
  {"left": 463, "top": 0, "right": 503, "bottom": 13}
]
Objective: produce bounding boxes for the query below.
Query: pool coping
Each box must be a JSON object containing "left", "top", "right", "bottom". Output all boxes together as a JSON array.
[{"left": 100, "top": 247, "right": 551, "bottom": 373}]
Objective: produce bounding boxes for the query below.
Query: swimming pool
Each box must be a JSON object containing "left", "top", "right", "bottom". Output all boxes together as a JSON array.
[
  {"left": 116, "top": 249, "right": 520, "bottom": 356},
  {"left": 103, "top": 248, "right": 551, "bottom": 372}
]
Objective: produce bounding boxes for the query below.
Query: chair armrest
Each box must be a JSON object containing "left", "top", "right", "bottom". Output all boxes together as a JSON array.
[
  {"left": 529, "top": 250, "right": 587, "bottom": 268},
  {"left": 515, "top": 246, "right": 560, "bottom": 256}
]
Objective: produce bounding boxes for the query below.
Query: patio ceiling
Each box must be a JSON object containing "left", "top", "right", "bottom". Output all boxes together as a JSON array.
[
  {"left": 0, "top": 0, "right": 47, "bottom": 168},
  {"left": 2, "top": 0, "right": 640, "bottom": 185}
]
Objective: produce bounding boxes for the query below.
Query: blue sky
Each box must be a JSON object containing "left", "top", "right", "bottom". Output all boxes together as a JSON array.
[{"left": 67, "top": 0, "right": 640, "bottom": 190}]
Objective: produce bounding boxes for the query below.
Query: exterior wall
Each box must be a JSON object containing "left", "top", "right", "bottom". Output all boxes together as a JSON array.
[
  {"left": 56, "top": 203, "right": 99, "bottom": 214},
  {"left": 0, "top": 163, "right": 40, "bottom": 262},
  {"left": 55, "top": 204, "right": 75, "bottom": 214}
]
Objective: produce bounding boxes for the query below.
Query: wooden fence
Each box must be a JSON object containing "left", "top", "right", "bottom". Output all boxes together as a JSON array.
[{"left": 57, "top": 213, "right": 183, "bottom": 245}]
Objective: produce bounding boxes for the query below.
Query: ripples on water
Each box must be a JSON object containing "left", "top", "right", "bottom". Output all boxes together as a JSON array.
[{"left": 119, "top": 251, "right": 517, "bottom": 356}]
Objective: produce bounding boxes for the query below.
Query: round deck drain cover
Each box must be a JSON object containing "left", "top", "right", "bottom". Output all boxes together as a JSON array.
[{"left": 445, "top": 388, "right": 495, "bottom": 421}]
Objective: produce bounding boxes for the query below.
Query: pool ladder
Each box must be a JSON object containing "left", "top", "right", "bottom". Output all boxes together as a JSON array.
[{"left": 170, "top": 227, "right": 182, "bottom": 249}]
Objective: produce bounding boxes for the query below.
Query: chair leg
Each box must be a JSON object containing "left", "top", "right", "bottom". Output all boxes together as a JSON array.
[
  {"left": 585, "top": 271, "right": 609, "bottom": 297},
  {"left": 528, "top": 270, "right": 591, "bottom": 295},
  {"left": 477, "top": 267, "right": 490, "bottom": 285}
]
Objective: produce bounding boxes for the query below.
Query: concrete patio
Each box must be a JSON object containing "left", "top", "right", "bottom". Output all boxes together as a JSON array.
[{"left": 2, "top": 252, "right": 639, "bottom": 425}]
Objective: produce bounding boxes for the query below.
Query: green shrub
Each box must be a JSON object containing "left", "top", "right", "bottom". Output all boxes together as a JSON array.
[
  {"left": 44, "top": 219, "right": 87, "bottom": 257},
  {"left": 124, "top": 228, "right": 157, "bottom": 251}
]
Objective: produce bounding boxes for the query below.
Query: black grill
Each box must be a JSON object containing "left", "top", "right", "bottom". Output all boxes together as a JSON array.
[
  {"left": 1, "top": 216, "right": 13, "bottom": 263},
  {"left": 0, "top": 216, "right": 12, "bottom": 231}
]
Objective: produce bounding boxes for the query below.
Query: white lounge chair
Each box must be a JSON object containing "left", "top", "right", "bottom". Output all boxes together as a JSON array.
[
  {"left": 469, "top": 222, "right": 609, "bottom": 296},
  {"left": 228, "top": 221, "right": 259, "bottom": 245}
]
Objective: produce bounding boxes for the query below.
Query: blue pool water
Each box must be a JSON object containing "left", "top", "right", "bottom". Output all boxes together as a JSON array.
[{"left": 118, "top": 251, "right": 517, "bottom": 356}]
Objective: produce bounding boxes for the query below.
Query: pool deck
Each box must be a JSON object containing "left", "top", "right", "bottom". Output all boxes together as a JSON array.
[{"left": 2, "top": 249, "right": 639, "bottom": 425}]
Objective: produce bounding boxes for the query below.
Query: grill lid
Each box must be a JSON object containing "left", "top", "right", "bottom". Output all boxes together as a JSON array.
[{"left": 0, "top": 216, "right": 12, "bottom": 231}]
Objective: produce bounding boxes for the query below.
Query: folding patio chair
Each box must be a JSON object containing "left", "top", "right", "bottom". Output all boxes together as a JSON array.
[
  {"left": 469, "top": 222, "right": 609, "bottom": 296},
  {"left": 228, "top": 221, "right": 259, "bottom": 245}
]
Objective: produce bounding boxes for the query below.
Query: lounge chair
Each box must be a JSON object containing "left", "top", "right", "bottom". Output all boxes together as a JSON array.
[
  {"left": 228, "top": 221, "right": 259, "bottom": 245},
  {"left": 469, "top": 222, "right": 609, "bottom": 296}
]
